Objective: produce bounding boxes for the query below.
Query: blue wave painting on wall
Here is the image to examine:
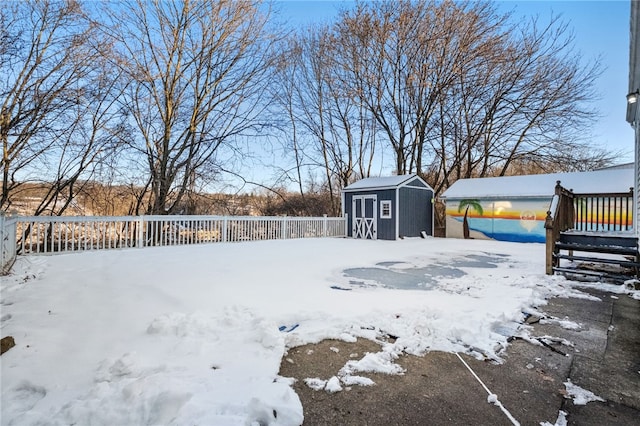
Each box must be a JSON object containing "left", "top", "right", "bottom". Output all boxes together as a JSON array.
[{"left": 452, "top": 217, "right": 545, "bottom": 243}]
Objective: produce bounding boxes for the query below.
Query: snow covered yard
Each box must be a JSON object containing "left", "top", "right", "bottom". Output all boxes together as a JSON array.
[{"left": 0, "top": 237, "right": 635, "bottom": 425}]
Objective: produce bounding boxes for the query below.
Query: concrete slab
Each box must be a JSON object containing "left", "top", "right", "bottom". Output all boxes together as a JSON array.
[
  {"left": 460, "top": 340, "right": 572, "bottom": 425},
  {"left": 565, "top": 292, "right": 640, "bottom": 412},
  {"left": 281, "top": 341, "right": 516, "bottom": 426},
  {"left": 562, "top": 399, "right": 640, "bottom": 426},
  {"left": 539, "top": 293, "right": 613, "bottom": 326},
  {"left": 278, "top": 291, "right": 640, "bottom": 425},
  {"left": 531, "top": 321, "right": 608, "bottom": 361}
]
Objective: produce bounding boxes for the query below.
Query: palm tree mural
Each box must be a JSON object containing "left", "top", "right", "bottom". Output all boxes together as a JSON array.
[{"left": 457, "top": 199, "right": 484, "bottom": 239}]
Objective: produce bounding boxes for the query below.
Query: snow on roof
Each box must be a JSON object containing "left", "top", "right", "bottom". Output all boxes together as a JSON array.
[
  {"left": 441, "top": 168, "right": 634, "bottom": 199},
  {"left": 343, "top": 174, "right": 425, "bottom": 191}
]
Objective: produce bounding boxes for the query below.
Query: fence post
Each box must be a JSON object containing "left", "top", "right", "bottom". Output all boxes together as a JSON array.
[
  {"left": 0, "top": 212, "right": 17, "bottom": 274},
  {"left": 344, "top": 213, "right": 348, "bottom": 237},
  {"left": 282, "top": 216, "right": 288, "bottom": 239},
  {"left": 137, "top": 216, "right": 145, "bottom": 248},
  {"left": 222, "top": 216, "right": 228, "bottom": 242},
  {"left": 544, "top": 210, "right": 555, "bottom": 275},
  {"left": 323, "top": 214, "right": 327, "bottom": 237}
]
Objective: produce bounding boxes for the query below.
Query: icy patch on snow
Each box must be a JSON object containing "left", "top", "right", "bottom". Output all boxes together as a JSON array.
[
  {"left": 342, "top": 252, "right": 513, "bottom": 292},
  {"left": 563, "top": 380, "right": 605, "bottom": 405}
]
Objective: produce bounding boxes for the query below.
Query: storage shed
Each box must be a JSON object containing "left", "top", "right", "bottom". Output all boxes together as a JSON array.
[
  {"left": 440, "top": 167, "right": 634, "bottom": 243},
  {"left": 342, "top": 175, "right": 434, "bottom": 240}
]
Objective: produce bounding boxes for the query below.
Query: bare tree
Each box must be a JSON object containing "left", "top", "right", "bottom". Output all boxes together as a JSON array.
[
  {"left": 426, "top": 14, "right": 609, "bottom": 195},
  {"left": 329, "top": 0, "right": 611, "bottom": 195},
  {"left": 270, "top": 26, "right": 378, "bottom": 215},
  {"left": 1, "top": 0, "right": 121, "bottom": 215},
  {"left": 269, "top": 37, "right": 311, "bottom": 203},
  {"left": 332, "top": 0, "right": 482, "bottom": 176},
  {"left": 102, "top": 0, "right": 276, "bottom": 215}
]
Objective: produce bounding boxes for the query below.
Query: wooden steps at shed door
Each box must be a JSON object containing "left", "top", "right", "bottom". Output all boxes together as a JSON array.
[{"left": 552, "top": 232, "right": 640, "bottom": 283}]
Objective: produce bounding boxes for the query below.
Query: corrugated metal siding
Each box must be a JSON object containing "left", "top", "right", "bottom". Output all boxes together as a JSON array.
[{"left": 398, "top": 187, "right": 433, "bottom": 237}]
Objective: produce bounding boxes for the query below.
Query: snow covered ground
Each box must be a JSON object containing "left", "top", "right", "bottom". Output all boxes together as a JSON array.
[{"left": 1, "top": 237, "right": 637, "bottom": 425}]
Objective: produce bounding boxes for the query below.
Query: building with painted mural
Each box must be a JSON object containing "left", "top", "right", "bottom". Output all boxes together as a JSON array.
[{"left": 440, "top": 165, "right": 634, "bottom": 243}]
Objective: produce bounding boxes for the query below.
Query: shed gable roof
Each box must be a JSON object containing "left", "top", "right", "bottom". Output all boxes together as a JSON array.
[
  {"left": 441, "top": 168, "right": 633, "bottom": 199},
  {"left": 343, "top": 174, "right": 432, "bottom": 192}
]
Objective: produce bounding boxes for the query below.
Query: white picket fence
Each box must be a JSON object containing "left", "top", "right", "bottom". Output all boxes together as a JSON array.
[{"left": 0, "top": 214, "right": 347, "bottom": 273}]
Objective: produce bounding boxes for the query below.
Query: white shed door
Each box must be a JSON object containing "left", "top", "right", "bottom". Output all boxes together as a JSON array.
[{"left": 352, "top": 195, "right": 377, "bottom": 239}]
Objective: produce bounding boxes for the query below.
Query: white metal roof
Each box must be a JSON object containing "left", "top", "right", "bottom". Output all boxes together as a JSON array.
[
  {"left": 440, "top": 168, "right": 634, "bottom": 199},
  {"left": 343, "top": 174, "right": 431, "bottom": 192}
]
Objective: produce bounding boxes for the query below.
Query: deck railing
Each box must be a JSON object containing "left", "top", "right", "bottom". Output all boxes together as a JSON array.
[
  {"left": 544, "top": 181, "right": 634, "bottom": 274},
  {"left": 1, "top": 215, "right": 346, "bottom": 269},
  {"left": 572, "top": 190, "right": 634, "bottom": 232},
  {"left": 545, "top": 182, "right": 574, "bottom": 274}
]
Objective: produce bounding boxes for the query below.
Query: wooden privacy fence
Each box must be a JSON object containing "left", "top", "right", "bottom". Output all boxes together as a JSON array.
[{"left": 1, "top": 215, "right": 347, "bottom": 270}]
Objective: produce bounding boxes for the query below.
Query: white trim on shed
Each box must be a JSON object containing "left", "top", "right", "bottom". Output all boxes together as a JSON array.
[{"left": 343, "top": 175, "right": 427, "bottom": 192}]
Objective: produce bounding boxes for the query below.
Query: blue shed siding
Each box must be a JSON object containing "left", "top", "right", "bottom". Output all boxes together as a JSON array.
[
  {"left": 405, "top": 177, "right": 428, "bottom": 189},
  {"left": 342, "top": 174, "right": 434, "bottom": 240},
  {"left": 344, "top": 189, "right": 396, "bottom": 239},
  {"left": 398, "top": 187, "right": 433, "bottom": 237},
  {"left": 343, "top": 192, "right": 354, "bottom": 237},
  {"left": 375, "top": 189, "right": 396, "bottom": 240}
]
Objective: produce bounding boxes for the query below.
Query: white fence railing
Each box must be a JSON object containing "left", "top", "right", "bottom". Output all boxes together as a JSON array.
[{"left": 1, "top": 215, "right": 347, "bottom": 271}]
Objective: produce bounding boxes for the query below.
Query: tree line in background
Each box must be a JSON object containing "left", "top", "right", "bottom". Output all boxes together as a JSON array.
[{"left": 1, "top": 0, "right": 617, "bottom": 224}]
